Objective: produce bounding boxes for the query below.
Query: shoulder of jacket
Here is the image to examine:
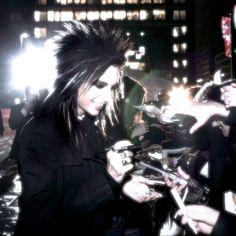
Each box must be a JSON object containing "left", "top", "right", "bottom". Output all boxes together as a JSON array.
[{"left": 20, "top": 112, "right": 58, "bottom": 138}]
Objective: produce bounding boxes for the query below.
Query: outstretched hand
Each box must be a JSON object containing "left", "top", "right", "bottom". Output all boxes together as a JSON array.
[
  {"left": 122, "top": 175, "right": 163, "bottom": 203},
  {"left": 168, "top": 101, "right": 228, "bottom": 133},
  {"left": 176, "top": 204, "right": 220, "bottom": 235}
]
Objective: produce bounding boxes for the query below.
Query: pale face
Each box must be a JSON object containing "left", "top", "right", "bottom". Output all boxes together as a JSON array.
[{"left": 77, "top": 65, "right": 120, "bottom": 117}]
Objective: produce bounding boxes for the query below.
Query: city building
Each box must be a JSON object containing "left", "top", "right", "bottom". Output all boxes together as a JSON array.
[{"left": 0, "top": 0, "right": 196, "bottom": 106}]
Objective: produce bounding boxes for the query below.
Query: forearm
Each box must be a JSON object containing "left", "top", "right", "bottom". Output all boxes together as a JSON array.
[{"left": 206, "top": 101, "right": 229, "bottom": 118}]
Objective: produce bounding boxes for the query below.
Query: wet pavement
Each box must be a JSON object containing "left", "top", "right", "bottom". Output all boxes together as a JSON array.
[{"left": 0, "top": 136, "right": 20, "bottom": 236}]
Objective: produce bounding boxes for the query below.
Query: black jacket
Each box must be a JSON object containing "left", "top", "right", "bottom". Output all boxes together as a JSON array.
[
  {"left": 15, "top": 112, "right": 121, "bottom": 236},
  {"left": 210, "top": 107, "right": 236, "bottom": 235}
]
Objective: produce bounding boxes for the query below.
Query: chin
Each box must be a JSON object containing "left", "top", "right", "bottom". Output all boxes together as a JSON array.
[{"left": 88, "top": 110, "right": 100, "bottom": 116}]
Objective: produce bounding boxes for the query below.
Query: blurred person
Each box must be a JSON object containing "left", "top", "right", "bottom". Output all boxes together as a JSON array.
[
  {"left": 166, "top": 83, "right": 236, "bottom": 235},
  {"left": 0, "top": 109, "right": 4, "bottom": 136},
  {"left": 15, "top": 21, "right": 162, "bottom": 236},
  {"left": 9, "top": 86, "right": 39, "bottom": 132},
  {"left": 8, "top": 86, "right": 39, "bottom": 172}
]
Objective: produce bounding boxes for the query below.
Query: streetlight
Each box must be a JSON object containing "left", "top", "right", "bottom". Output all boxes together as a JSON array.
[{"left": 20, "top": 32, "right": 29, "bottom": 54}]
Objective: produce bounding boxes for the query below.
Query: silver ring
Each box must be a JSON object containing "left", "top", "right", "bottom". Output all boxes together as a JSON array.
[{"left": 146, "top": 188, "right": 154, "bottom": 196}]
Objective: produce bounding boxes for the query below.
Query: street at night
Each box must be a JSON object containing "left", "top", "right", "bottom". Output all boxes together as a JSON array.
[
  {"left": 0, "top": 0, "right": 235, "bottom": 235},
  {"left": 0, "top": 135, "right": 20, "bottom": 236}
]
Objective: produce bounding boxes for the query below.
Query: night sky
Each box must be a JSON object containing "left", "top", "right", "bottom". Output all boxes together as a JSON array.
[{"left": 195, "top": 0, "right": 234, "bottom": 49}]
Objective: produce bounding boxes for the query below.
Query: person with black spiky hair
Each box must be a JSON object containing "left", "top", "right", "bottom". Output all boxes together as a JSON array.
[{"left": 14, "top": 21, "right": 163, "bottom": 236}]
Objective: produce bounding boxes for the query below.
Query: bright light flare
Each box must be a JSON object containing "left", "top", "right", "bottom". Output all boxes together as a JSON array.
[
  {"left": 11, "top": 42, "right": 57, "bottom": 92},
  {"left": 168, "top": 86, "right": 191, "bottom": 107}
]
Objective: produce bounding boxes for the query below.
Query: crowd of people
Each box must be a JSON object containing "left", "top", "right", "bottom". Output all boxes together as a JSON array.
[{"left": 2, "top": 20, "right": 236, "bottom": 236}]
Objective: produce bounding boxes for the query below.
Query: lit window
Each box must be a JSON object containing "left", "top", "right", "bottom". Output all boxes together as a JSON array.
[
  {"left": 182, "top": 59, "right": 187, "bottom": 67},
  {"left": 136, "top": 53, "right": 142, "bottom": 60},
  {"left": 139, "top": 46, "right": 145, "bottom": 56},
  {"left": 172, "top": 25, "right": 187, "bottom": 37},
  {"left": 34, "top": 11, "right": 40, "bottom": 22},
  {"left": 75, "top": 11, "right": 87, "bottom": 20},
  {"left": 61, "top": 11, "right": 73, "bottom": 21},
  {"left": 101, "top": 0, "right": 113, "bottom": 4},
  {"left": 58, "top": 0, "right": 66, "bottom": 4},
  {"left": 153, "top": 0, "right": 165, "bottom": 3},
  {"left": 141, "top": 0, "right": 152, "bottom": 4},
  {"left": 127, "top": 0, "right": 138, "bottom": 3},
  {"left": 114, "top": 0, "right": 125, "bottom": 4},
  {"left": 127, "top": 11, "right": 139, "bottom": 20},
  {"left": 173, "top": 60, "right": 179, "bottom": 68},
  {"left": 74, "top": 0, "right": 86, "bottom": 3},
  {"left": 182, "top": 77, "right": 188, "bottom": 84},
  {"left": 153, "top": 9, "right": 166, "bottom": 20},
  {"left": 173, "top": 77, "right": 179, "bottom": 83},
  {"left": 47, "top": 11, "right": 55, "bottom": 21},
  {"left": 114, "top": 11, "right": 126, "bottom": 20},
  {"left": 100, "top": 11, "right": 113, "bottom": 20},
  {"left": 140, "top": 10, "right": 148, "bottom": 20},
  {"left": 34, "top": 11, "right": 47, "bottom": 22},
  {"left": 172, "top": 27, "right": 179, "bottom": 37},
  {"left": 173, "top": 10, "right": 186, "bottom": 20},
  {"left": 34, "top": 27, "right": 47, "bottom": 38},
  {"left": 87, "top": 11, "right": 99, "bottom": 21},
  {"left": 37, "top": 0, "right": 47, "bottom": 4},
  {"left": 55, "top": 11, "right": 61, "bottom": 21},
  {"left": 181, "top": 25, "right": 187, "bottom": 35},
  {"left": 173, "top": 44, "right": 179, "bottom": 53},
  {"left": 181, "top": 42, "right": 187, "bottom": 52},
  {"left": 56, "top": 0, "right": 73, "bottom": 4}
]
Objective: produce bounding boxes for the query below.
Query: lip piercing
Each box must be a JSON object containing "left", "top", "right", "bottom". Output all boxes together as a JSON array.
[{"left": 122, "top": 159, "right": 129, "bottom": 165}]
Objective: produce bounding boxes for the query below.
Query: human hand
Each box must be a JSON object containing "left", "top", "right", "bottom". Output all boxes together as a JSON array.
[
  {"left": 122, "top": 175, "right": 163, "bottom": 203},
  {"left": 164, "top": 167, "right": 189, "bottom": 194},
  {"left": 168, "top": 101, "right": 227, "bottom": 133},
  {"left": 221, "top": 83, "right": 236, "bottom": 108},
  {"left": 106, "top": 140, "right": 134, "bottom": 183},
  {"left": 176, "top": 205, "right": 220, "bottom": 235}
]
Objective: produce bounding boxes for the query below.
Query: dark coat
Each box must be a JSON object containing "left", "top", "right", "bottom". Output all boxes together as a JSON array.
[
  {"left": 15, "top": 112, "right": 121, "bottom": 236},
  {"left": 9, "top": 102, "right": 28, "bottom": 132},
  {"left": 210, "top": 107, "right": 236, "bottom": 235}
]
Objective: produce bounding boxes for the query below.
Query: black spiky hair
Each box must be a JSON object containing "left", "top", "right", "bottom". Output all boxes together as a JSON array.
[
  {"left": 54, "top": 20, "right": 132, "bottom": 93},
  {"left": 45, "top": 20, "right": 133, "bottom": 144}
]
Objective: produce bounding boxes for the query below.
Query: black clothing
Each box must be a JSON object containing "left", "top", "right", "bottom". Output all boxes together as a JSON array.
[
  {"left": 211, "top": 212, "right": 236, "bottom": 236},
  {"left": 9, "top": 102, "right": 29, "bottom": 132},
  {"left": 225, "top": 107, "right": 236, "bottom": 126},
  {"left": 210, "top": 108, "right": 236, "bottom": 235},
  {"left": 8, "top": 102, "right": 33, "bottom": 162},
  {"left": 15, "top": 112, "right": 121, "bottom": 236}
]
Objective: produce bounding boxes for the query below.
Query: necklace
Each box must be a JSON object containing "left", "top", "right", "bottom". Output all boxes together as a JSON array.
[{"left": 77, "top": 114, "right": 85, "bottom": 121}]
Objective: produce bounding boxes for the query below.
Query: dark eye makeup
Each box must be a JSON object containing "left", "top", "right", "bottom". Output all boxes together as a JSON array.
[
  {"left": 93, "top": 80, "right": 119, "bottom": 91},
  {"left": 93, "top": 80, "right": 107, "bottom": 89}
]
